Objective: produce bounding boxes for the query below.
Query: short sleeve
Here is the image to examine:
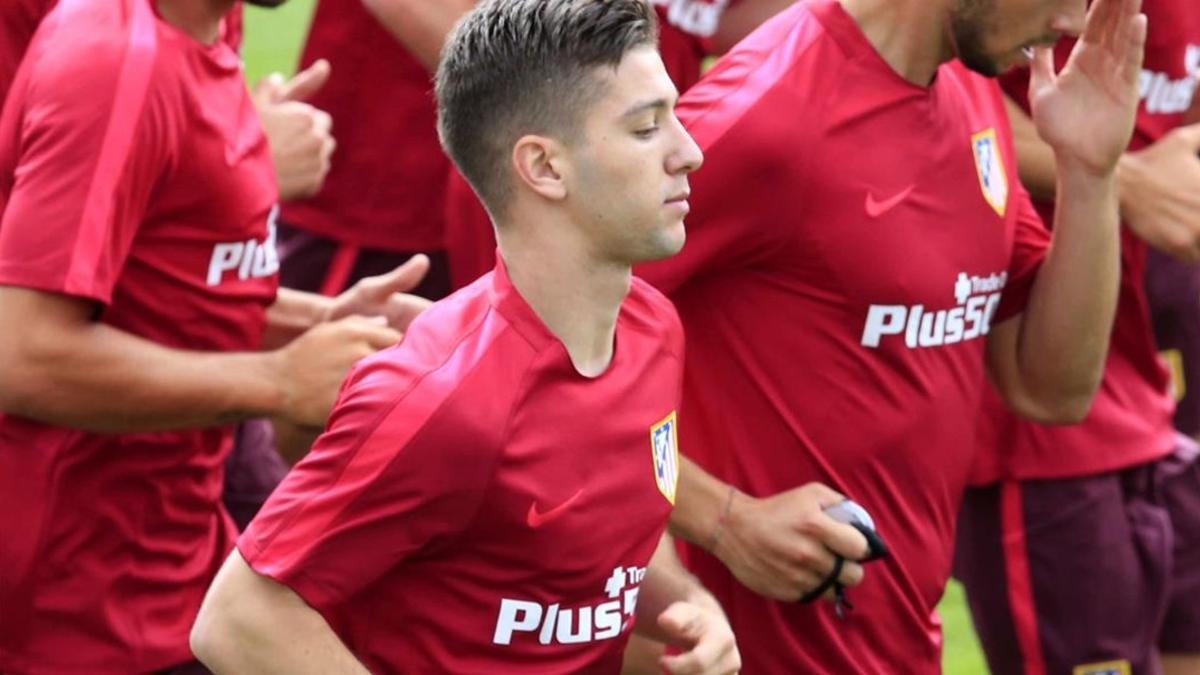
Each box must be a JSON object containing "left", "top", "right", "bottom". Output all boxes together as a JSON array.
[
  {"left": 238, "top": 355, "right": 503, "bottom": 611},
  {"left": 0, "top": 13, "right": 170, "bottom": 305},
  {"left": 993, "top": 182, "right": 1050, "bottom": 323}
]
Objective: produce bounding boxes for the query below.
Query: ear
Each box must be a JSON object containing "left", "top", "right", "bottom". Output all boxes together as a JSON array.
[{"left": 511, "top": 134, "right": 569, "bottom": 202}]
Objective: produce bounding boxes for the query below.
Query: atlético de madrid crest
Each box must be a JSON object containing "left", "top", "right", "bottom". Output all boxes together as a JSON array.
[
  {"left": 650, "top": 412, "right": 680, "bottom": 504},
  {"left": 971, "top": 128, "right": 1008, "bottom": 217}
]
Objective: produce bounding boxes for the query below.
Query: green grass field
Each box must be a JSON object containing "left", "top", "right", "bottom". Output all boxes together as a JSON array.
[{"left": 240, "top": 4, "right": 990, "bottom": 672}]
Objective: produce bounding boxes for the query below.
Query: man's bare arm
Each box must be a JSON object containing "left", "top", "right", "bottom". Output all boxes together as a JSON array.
[
  {"left": 192, "top": 550, "right": 370, "bottom": 675},
  {"left": 359, "top": 0, "right": 475, "bottom": 72},
  {"left": 633, "top": 535, "right": 740, "bottom": 675},
  {"left": 0, "top": 287, "right": 397, "bottom": 432},
  {"left": 986, "top": 0, "right": 1146, "bottom": 423}
]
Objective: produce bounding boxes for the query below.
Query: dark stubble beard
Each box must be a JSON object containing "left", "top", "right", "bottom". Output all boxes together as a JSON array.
[{"left": 949, "top": 0, "right": 1003, "bottom": 77}]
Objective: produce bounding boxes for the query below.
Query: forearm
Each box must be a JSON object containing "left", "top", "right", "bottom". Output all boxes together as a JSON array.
[
  {"left": 194, "top": 551, "right": 370, "bottom": 675},
  {"left": 263, "top": 287, "right": 332, "bottom": 349},
  {"left": 1007, "top": 165, "right": 1120, "bottom": 415},
  {"left": 359, "top": 0, "right": 474, "bottom": 72},
  {"left": 668, "top": 456, "right": 739, "bottom": 550},
  {"left": 633, "top": 535, "right": 723, "bottom": 643},
  {"left": 0, "top": 318, "right": 284, "bottom": 432}
]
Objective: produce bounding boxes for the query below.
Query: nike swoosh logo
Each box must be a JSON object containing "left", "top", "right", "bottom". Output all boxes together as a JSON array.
[
  {"left": 865, "top": 185, "right": 916, "bottom": 218},
  {"left": 526, "top": 489, "right": 585, "bottom": 529}
]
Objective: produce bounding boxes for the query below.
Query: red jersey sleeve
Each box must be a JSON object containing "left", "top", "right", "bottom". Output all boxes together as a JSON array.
[
  {"left": 0, "top": 16, "right": 170, "bottom": 305},
  {"left": 994, "top": 182, "right": 1050, "bottom": 323},
  {"left": 238, "top": 354, "right": 503, "bottom": 611}
]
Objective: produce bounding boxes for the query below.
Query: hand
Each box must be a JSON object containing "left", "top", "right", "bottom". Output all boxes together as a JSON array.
[
  {"left": 713, "top": 483, "right": 869, "bottom": 602},
  {"left": 325, "top": 255, "right": 434, "bottom": 332},
  {"left": 1029, "top": 0, "right": 1147, "bottom": 176},
  {"left": 656, "top": 602, "right": 740, "bottom": 675},
  {"left": 254, "top": 60, "right": 336, "bottom": 201},
  {"left": 1118, "top": 123, "right": 1200, "bottom": 261},
  {"left": 272, "top": 315, "right": 401, "bottom": 426}
]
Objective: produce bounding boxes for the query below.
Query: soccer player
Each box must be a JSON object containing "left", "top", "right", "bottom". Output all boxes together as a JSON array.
[
  {"left": 0, "top": 0, "right": 429, "bottom": 671},
  {"left": 443, "top": 0, "right": 798, "bottom": 291},
  {"left": 956, "top": 2, "right": 1200, "bottom": 673},
  {"left": 629, "top": 0, "right": 1147, "bottom": 671},
  {"left": 189, "top": 2, "right": 763, "bottom": 672}
]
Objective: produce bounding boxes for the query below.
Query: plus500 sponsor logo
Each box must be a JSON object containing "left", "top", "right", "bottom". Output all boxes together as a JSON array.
[
  {"left": 861, "top": 272, "right": 1007, "bottom": 349},
  {"left": 492, "top": 565, "right": 644, "bottom": 646}
]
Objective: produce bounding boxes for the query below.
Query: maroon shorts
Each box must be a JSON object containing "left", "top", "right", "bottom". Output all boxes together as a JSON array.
[
  {"left": 222, "top": 419, "right": 288, "bottom": 531},
  {"left": 276, "top": 222, "right": 451, "bottom": 300},
  {"left": 954, "top": 436, "right": 1200, "bottom": 675}
]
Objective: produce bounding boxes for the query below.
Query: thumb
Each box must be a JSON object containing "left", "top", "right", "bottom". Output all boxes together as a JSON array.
[
  {"left": 657, "top": 602, "right": 703, "bottom": 647},
  {"left": 254, "top": 72, "right": 286, "bottom": 102},
  {"left": 280, "top": 59, "right": 331, "bottom": 103},
  {"left": 1028, "top": 46, "right": 1055, "bottom": 97},
  {"left": 370, "top": 254, "right": 431, "bottom": 299}
]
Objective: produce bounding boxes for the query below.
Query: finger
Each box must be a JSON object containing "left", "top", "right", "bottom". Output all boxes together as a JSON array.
[
  {"left": 254, "top": 72, "right": 286, "bottom": 101},
  {"left": 656, "top": 602, "right": 703, "bottom": 646},
  {"left": 837, "top": 559, "right": 865, "bottom": 588},
  {"left": 358, "top": 324, "right": 403, "bottom": 349},
  {"left": 789, "top": 567, "right": 826, "bottom": 601},
  {"left": 804, "top": 513, "right": 871, "bottom": 562},
  {"left": 1079, "top": 0, "right": 1117, "bottom": 46},
  {"left": 658, "top": 606, "right": 728, "bottom": 675},
  {"left": 1121, "top": 12, "right": 1148, "bottom": 88},
  {"left": 1029, "top": 46, "right": 1056, "bottom": 96},
  {"left": 311, "top": 109, "right": 333, "bottom": 136},
  {"left": 280, "top": 59, "right": 331, "bottom": 102},
  {"left": 803, "top": 482, "right": 847, "bottom": 508},
  {"left": 796, "top": 539, "right": 863, "bottom": 586},
  {"left": 370, "top": 255, "right": 432, "bottom": 298},
  {"left": 385, "top": 296, "right": 433, "bottom": 332}
]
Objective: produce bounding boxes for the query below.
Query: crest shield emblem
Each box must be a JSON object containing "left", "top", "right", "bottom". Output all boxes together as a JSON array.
[
  {"left": 650, "top": 412, "right": 680, "bottom": 504},
  {"left": 972, "top": 128, "right": 1009, "bottom": 217}
]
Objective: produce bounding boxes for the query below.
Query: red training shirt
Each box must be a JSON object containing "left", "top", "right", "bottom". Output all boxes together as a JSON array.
[
  {"left": 241, "top": 260, "right": 684, "bottom": 673},
  {"left": 634, "top": 2, "right": 1050, "bottom": 672},
  {"left": 0, "top": 0, "right": 278, "bottom": 670}
]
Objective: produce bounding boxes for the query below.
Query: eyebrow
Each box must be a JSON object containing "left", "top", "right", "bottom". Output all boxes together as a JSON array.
[{"left": 620, "top": 97, "right": 674, "bottom": 119}]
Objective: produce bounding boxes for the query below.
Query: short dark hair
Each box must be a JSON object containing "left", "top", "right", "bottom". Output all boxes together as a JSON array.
[{"left": 435, "top": 0, "right": 658, "bottom": 218}]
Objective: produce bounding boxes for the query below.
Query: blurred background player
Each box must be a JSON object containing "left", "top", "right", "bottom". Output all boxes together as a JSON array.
[
  {"left": 632, "top": 0, "right": 1146, "bottom": 671},
  {"left": 191, "top": 2, "right": 740, "bottom": 673},
  {"left": 0, "top": 0, "right": 429, "bottom": 670},
  {"left": 0, "top": 0, "right": 347, "bottom": 533},
  {"left": 273, "top": 0, "right": 470, "bottom": 301},
  {"left": 956, "top": 2, "right": 1200, "bottom": 673}
]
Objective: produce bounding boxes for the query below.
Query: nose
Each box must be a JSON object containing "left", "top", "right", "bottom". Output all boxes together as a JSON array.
[
  {"left": 667, "top": 115, "right": 704, "bottom": 175},
  {"left": 1051, "top": 0, "right": 1087, "bottom": 38}
]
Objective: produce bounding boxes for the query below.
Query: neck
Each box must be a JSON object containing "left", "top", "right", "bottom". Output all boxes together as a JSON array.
[
  {"left": 498, "top": 211, "right": 631, "bottom": 378},
  {"left": 837, "top": 0, "right": 955, "bottom": 86},
  {"left": 155, "top": 0, "right": 234, "bottom": 44}
]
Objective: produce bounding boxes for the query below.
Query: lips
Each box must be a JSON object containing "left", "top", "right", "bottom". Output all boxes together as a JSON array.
[{"left": 665, "top": 191, "right": 690, "bottom": 204}]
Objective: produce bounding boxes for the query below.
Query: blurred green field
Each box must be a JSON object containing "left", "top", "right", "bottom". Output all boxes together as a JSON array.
[{"left": 239, "top": 3, "right": 990, "bottom": 672}]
